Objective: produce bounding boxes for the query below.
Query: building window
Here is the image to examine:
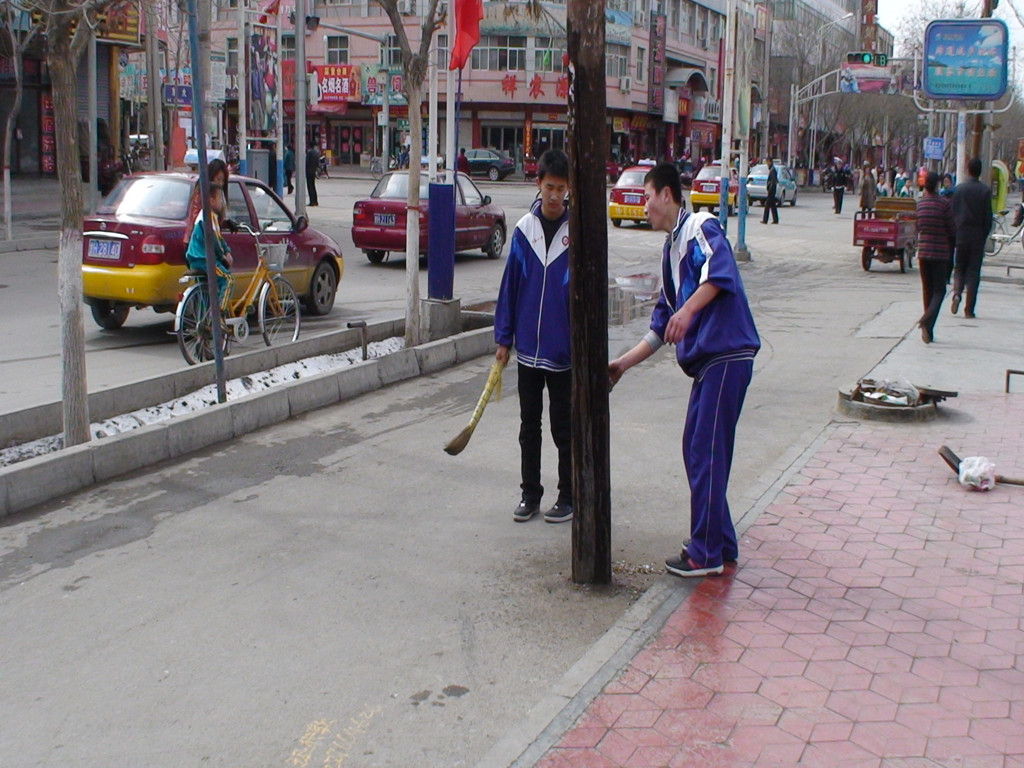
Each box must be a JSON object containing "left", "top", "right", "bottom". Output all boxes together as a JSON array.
[
  {"left": 709, "top": 14, "right": 722, "bottom": 45},
  {"left": 435, "top": 33, "right": 449, "bottom": 68},
  {"left": 281, "top": 34, "right": 295, "bottom": 61},
  {"left": 326, "top": 35, "right": 349, "bottom": 65},
  {"left": 535, "top": 36, "right": 566, "bottom": 73},
  {"left": 471, "top": 35, "right": 527, "bottom": 71},
  {"left": 669, "top": 0, "right": 680, "bottom": 30},
  {"left": 227, "top": 37, "right": 238, "bottom": 73},
  {"left": 385, "top": 33, "right": 401, "bottom": 68},
  {"left": 696, "top": 6, "right": 708, "bottom": 46},
  {"left": 636, "top": 46, "right": 646, "bottom": 83},
  {"left": 606, "top": 43, "right": 628, "bottom": 78},
  {"left": 682, "top": 1, "right": 694, "bottom": 38}
]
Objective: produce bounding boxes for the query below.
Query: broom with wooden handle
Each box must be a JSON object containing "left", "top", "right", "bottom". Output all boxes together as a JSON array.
[{"left": 444, "top": 360, "right": 506, "bottom": 456}]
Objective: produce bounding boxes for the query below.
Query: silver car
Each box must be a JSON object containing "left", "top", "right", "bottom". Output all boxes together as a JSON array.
[{"left": 747, "top": 163, "right": 798, "bottom": 206}]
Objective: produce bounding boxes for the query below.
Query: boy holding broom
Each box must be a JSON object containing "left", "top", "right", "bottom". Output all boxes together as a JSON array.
[{"left": 494, "top": 149, "right": 573, "bottom": 524}]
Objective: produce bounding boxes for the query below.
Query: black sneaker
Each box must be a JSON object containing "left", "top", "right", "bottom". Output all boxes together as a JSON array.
[
  {"left": 513, "top": 501, "right": 540, "bottom": 522},
  {"left": 665, "top": 553, "right": 724, "bottom": 578},
  {"left": 544, "top": 502, "right": 573, "bottom": 524},
  {"left": 682, "top": 539, "right": 738, "bottom": 564}
]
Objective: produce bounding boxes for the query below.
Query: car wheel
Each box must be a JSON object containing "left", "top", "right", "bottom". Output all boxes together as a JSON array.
[
  {"left": 488, "top": 166, "right": 500, "bottom": 181},
  {"left": 612, "top": 219, "right": 622, "bottom": 227},
  {"left": 692, "top": 205, "right": 701, "bottom": 212},
  {"left": 90, "top": 300, "right": 130, "bottom": 330},
  {"left": 485, "top": 223, "right": 506, "bottom": 259},
  {"left": 790, "top": 192, "right": 797, "bottom": 207},
  {"left": 304, "top": 259, "right": 337, "bottom": 315},
  {"left": 366, "top": 250, "right": 386, "bottom": 264}
]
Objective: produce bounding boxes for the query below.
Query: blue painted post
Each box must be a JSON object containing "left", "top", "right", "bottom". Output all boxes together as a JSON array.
[{"left": 427, "top": 182, "right": 455, "bottom": 300}]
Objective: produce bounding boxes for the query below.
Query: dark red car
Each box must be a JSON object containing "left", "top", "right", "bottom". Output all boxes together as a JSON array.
[
  {"left": 352, "top": 171, "right": 507, "bottom": 263},
  {"left": 82, "top": 172, "right": 344, "bottom": 329}
]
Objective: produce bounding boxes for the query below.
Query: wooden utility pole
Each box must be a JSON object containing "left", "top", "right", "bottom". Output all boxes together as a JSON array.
[{"left": 567, "top": 0, "right": 611, "bottom": 585}]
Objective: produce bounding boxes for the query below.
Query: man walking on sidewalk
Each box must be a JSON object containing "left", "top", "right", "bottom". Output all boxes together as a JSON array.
[
  {"left": 761, "top": 158, "right": 779, "bottom": 225},
  {"left": 950, "top": 157, "right": 993, "bottom": 318},
  {"left": 609, "top": 163, "right": 760, "bottom": 577}
]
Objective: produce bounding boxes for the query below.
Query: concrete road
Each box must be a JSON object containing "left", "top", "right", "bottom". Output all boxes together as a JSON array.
[{"left": 0, "top": 188, "right": 943, "bottom": 766}]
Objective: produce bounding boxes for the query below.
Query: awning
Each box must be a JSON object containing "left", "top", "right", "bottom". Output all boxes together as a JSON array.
[
  {"left": 665, "top": 67, "right": 710, "bottom": 92},
  {"left": 750, "top": 84, "right": 764, "bottom": 101}
]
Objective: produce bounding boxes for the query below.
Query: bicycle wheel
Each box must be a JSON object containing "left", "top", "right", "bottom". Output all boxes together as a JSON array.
[
  {"left": 986, "top": 216, "right": 1009, "bottom": 256},
  {"left": 176, "top": 285, "right": 224, "bottom": 365},
  {"left": 258, "top": 276, "right": 301, "bottom": 346}
]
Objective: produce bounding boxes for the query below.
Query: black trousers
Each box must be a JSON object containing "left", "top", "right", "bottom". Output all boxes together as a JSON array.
[
  {"left": 952, "top": 238, "right": 985, "bottom": 316},
  {"left": 306, "top": 172, "right": 318, "bottom": 205},
  {"left": 832, "top": 187, "right": 844, "bottom": 213},
  {"left": 762, "top": 193, "right": 779, "bottom": 223},
  {"left": 517, "top": 364, "right": 572, "bottom": 507},
  {"left": 284, "top": 170, "right": 293, "bottom": 193},
  {"left": 919, "top": 258, "right": 950, "bottom": 338}
]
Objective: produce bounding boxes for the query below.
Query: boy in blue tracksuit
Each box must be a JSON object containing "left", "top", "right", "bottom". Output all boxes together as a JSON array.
[
  {"left": 494, "top": 149, "right": 573, "bottom": 524},
  {"left": 609, "top": 163, "right": 759, "bottom": 577}
]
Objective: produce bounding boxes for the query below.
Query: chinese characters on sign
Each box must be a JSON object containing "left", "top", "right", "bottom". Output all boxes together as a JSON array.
[
  {"left": 315, "top": 65, "right": 361, "bottom": 103},
  {"left": 40, "top": 94, "right": 55, "bottom": 174},
  {"left": 923, "top": 19, "right": 1008, "bottom": 101},
  {"left": 648, "top": 13, "right": 667, "bottom": 115}
]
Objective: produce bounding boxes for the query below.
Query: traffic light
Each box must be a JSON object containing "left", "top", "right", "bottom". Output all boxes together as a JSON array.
[{"left": 846, "top": 52, "right": 889, "bottom": 67}]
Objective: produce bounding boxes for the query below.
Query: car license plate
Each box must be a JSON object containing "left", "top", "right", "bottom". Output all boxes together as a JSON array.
[
  {"left": 701, "top": 183, "right": 718, "bottom": 193},
  {"left": 374, "top": 213, "right": 396, "bottom": 226},
  {"left": 624, "top": 194, "right": 642, "bottom": 204},
  {"left": 87, "top": 239, "right": 121, "bottom": 260}
]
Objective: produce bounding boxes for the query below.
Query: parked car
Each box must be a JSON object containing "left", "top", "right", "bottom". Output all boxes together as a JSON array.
[
  {"left": 464, "top": 148, "right": 516, "bottom": 181},
  {"left": 690, "top": 163, "right": 739, "bottom": 215},
  {"left": 81, "top": 172, "right": 344, "bottom": 329},
  {"left": 746, "top": 162, "right": 798, "bottom": 206},
  {"left": 608, "top": 166, "right": 652, "bottom": 227},
  {"left": 351, "top": 171, "right": 507, "bottom": 263}
]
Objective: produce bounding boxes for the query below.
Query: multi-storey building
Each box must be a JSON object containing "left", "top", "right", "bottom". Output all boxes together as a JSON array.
[{"left": 206, "top": 0, "right": 771, "bottom": 170}]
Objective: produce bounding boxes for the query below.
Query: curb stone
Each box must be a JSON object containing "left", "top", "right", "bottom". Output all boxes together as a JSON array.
[{"left": 0, "top": 323, "right": 496, "bottom": 520}]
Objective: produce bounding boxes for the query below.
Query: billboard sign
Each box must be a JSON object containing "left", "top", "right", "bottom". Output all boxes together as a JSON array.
[
  {"left": 924, "top": 136, "right": 945, "bottom": 161},
  {"left": 923, "top": 19, "right": 1008, "bottom": 101}
]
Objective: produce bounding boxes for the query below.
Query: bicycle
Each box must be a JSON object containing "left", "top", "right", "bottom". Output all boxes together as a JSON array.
[
  {"left": 175, "top": 223, "right": 301, "bottom": 366},
  {"left": 369, "top": 155, "right": 383, "bottom": 180},
  {"left": 316, "top": 154, "right": 330, "bottom": 179},
  {"left": 985, "top": 206, "right": 1024, "bottom": 257}
]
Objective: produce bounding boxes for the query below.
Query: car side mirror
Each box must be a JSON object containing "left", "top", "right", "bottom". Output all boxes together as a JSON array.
[
  {"left": 294, "top": 215, "right": 309, "bottom": 233},
  {"left": 482, "top": 195, "right": 491, "bottom": 205}
]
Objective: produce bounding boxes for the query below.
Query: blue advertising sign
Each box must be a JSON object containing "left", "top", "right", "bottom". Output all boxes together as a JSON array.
[
  {"left": 924, "top": 136, "right": 945, "bottom": 161},
  {"left": 923, "top": 19, "right": 1008, "bottom": 101}
]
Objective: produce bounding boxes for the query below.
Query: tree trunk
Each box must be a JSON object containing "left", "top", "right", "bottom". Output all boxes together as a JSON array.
[
  {"left": 404, "top": 82, "right": 422, "bottom": 347},
  {"left": 145, "top": 0, "right": 165, "bottom": 170},
  {"left": 567, "top": 0, "right": 611, "bottom": 584},
  {"left": 48, "top": 33, "right": 91, "bottom": 447},
  {"left": 2, "top": 47, "right": 22, "bottom": 241}
]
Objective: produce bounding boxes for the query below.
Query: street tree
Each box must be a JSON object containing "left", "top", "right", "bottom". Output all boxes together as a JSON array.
[
  {"left": 375, "top": 0, "right": 445, "bottom": 347},
  {"left": 41, "top": 0, "right": 121, "bottom": 446},
  {"left": 0, "top": 2, "right": 41, "bottom": 241}
]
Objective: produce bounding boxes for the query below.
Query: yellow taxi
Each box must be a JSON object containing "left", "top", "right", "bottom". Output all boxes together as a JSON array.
[
  {"left": 608, "top": 165, "right": 652, "bottom": 227},
  {"left": 690, "top": 162, "right": 739, "bottom": 215}
]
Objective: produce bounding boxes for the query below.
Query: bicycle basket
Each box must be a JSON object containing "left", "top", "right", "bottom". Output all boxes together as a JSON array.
[{"left": 260, "top": 243, "right": 289, "bottom": 271}]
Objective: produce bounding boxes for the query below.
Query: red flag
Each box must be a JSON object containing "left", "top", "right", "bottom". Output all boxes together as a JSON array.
[
  {"left": 448, "top": 0, "right": 483, "bottom": 70},
  {"left": 258, "top": 0, "right": 280, "bottom": 24}
]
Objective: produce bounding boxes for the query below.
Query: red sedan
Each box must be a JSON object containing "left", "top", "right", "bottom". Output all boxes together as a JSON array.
[
  {"left": 82, "top": 172, "right": 344, "bottom": 329},
  {"left": 352, "top": 171, "right": 507, "bottom": 263}
]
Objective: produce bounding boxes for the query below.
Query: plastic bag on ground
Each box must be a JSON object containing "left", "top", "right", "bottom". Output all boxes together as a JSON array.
[{"left": 959, "top": 455, "right": 996, "bottom": 491}]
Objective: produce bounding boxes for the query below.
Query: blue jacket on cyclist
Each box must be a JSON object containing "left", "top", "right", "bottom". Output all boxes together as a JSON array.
[{"left": 185, "top": 200, "right": 233, "bottom": 304}]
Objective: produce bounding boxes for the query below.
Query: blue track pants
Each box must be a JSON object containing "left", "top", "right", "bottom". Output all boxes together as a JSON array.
[{"left": 683, "top": 354, "right": 753, "bottom": 568}]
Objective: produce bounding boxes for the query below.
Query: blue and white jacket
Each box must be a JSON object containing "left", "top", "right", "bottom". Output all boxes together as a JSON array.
[
  {"left": 644, "top": 209, "right": 760, "bottom": 378},
  {"left": 494, "top": 199, "right": 571, "bottom": 372}
]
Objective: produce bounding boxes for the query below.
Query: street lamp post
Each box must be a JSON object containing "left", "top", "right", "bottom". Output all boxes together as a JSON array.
[{"left": 807, "top": 12, "right": 854, "bottom": 180}]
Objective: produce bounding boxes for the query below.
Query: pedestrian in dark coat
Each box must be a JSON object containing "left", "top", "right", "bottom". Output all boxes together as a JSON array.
[
  {"left": 284, "top": 144, "right": 295, "bottom": 194},
  {"left": 859, "top": 163, "right": 876, "bottom": 211},
  {"left": 305, "top": 145, "right": 320, "bottom": 206},
  {"left": 916, "top": 172, "right": 956, "bottom": 343},
  {"left": 950, "top": 157, "right": 993, "bottom": 318},
  {"left": 831, "top": 161, "right": 847, "bottom": 214},
  {"left": 761, "top": 158, "right": 779, "bottom": 224}
]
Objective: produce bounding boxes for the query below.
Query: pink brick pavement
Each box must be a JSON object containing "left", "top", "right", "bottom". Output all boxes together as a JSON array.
[{"left": 538, "top": 394, "right": 1024, "bottom": 768}]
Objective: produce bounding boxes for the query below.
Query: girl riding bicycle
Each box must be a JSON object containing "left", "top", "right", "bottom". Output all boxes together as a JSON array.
[{"left": 185, "top": 185, "right": 234, "bottom": 307}]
